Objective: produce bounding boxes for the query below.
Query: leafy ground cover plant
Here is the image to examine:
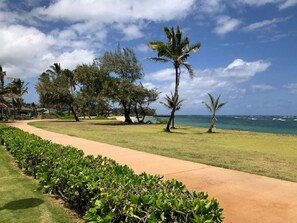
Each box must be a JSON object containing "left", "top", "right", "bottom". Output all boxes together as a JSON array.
[{"left": 0, "top": 125, "right": 223, "bottom": 222}]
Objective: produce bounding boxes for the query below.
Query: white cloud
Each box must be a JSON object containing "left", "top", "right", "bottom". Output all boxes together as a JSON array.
[
  {"left": 136, "top": 44, "right": 150, "bottom": 53},
  {"left": 221, "top": 59, "right": 271, "bottom": 81},
  {"left": 0, "top": 24, "right": 54, "bottom": 77},
  {"left": 149, "top": 68, "right": 176, "bottom": 81},
  {"left": 0, "top": 0, "right": 197, "bottom": 79},
  {"left": 57, "top": 50, "right": 96, "bottom": 70},
  {"left": 142, "top": 82, "right": 156, "bottom": 90},
  {"left": 196, "top": 0, "right": 225, "bottom": 14},
  {"left": 285, "top": 83, "right": 297, "bottom": 93},
  {"left": 236, "top": 0, "right": 282, "bottom": 6},
  {"left": 145, "top": 58, "right": 271, "bottom": 110},
  {"left": 213, "top": 16, "right": 241, "bottom": 35},
  {"left": 235, "top": 0, "right": 297, "bottom": 9},
  {"left": 251, "top": 84, "right": 276, "bottom": 92},
  {"left": 118, "top": 24, "right": 144, "bottom": 40},
  {"left": 243, "top": 17, "right": 290, "bottom": 31},
  {"left": 30, "top": 0, "right": 196, "bottom": 43},
  {"left": 0, "top": 24, "right": 95, "bottom": 78},
  {"left": 32, "top": 0, "right": 195, "bottom": 22},
  {"left": 279, "top": 0, "right": 297, "bottom": 9}
]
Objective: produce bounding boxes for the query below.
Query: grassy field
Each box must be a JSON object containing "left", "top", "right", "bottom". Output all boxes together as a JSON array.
[
  {"left": 30, "top": 120, "right": 297, "bottom": 182},
  {"left": 0, "top": 147, "right": 82, "bottom": 223}
]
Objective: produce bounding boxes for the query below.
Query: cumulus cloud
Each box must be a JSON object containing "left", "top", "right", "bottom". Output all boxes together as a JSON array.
[
  {"left": 213, "top": 16, "right": 241, "bottom": 35},
  {"left": 29, "top": 0, "right": 196, "bottom": 42},
  {"left": 0, "top": 0, "right": 197, "bottom": 79},
  {"left": 57, "top": 50, "right": 96, "bottom": 70},
  {"left": 0, "top": 23, "right": 95, "bottom": 78},
  {"left": 145, "top": 58, "right": 271, "bottom": 109},
  {"left": 32, "top": 0, "right": 195, "bottom": 22},
  {"left": 116, "top": 24, "right": 144, "bottom": 40},
  {"left": 243, "top": 16, "right": 291, "bottom": 31},
  {"left": 220, "top": 59, "right": 271, "bottom": 81},
  {"left": 0, "top": 24, "right": 54, "bottom": 77}
]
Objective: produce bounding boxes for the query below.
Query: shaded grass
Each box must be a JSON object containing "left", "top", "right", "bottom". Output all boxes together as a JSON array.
[
  {"left": 29, "top": 120, "right": 297, "bottom": 182},
  {"left": 0, "top": 147, "right": 82, "bottom": 223}
]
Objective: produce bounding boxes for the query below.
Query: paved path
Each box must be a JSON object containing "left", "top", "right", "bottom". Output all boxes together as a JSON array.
[{"left": 7, "top": 121, "right": 297, "bottom": 223}]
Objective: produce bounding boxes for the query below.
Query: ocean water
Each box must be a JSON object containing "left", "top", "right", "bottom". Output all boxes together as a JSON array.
[{"left": 156, "top": 115, "right": 297, "bottom": 135}]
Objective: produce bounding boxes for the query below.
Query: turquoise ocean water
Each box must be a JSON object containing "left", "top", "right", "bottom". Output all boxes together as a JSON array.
[{"left": 156, "top": 115, "right": 297, "bottom": 135}]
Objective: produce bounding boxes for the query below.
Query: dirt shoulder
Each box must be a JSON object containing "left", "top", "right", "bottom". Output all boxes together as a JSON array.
[{"left": 6, "top": 120, "right": 297, "bottom": 223}]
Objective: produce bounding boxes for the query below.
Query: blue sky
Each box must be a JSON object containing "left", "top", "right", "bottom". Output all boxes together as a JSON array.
[{"left": 0, "top": 0, "right": 296, "bottom": 115}]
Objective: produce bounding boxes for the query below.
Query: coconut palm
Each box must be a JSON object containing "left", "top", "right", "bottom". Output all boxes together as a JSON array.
[
  {"left": 0, "top": 65, "right": 6, "bottom": 120},
  {"left": 46, "top": 63, "right": 62, "bottom": 76},
  {"left": 202, "top": 93, "right": 227, "bottom": 133},
  {"left": 160, "top": 93, "right": 184, "bottom": 129},
  {"left": 148, "top": 26, "right": 201, "bottom": 132}
]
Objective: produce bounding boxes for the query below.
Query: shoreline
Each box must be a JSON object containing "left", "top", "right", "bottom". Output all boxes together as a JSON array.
[{"left": 154, "top": 115, "right": 297, "bottom": 135}]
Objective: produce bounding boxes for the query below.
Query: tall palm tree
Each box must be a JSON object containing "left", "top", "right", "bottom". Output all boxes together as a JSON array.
[
  {"left": 160, "top": 93, "right": 184, "bottom": 129},
  {"left": 202, "top": 93, "right": 227, "bottom": 133},
  {"left": 148, "top": 26, "right": 201, "bottom": 132},
  {"left": 0, "top": 65, "right": 5, "bottom": 120}
]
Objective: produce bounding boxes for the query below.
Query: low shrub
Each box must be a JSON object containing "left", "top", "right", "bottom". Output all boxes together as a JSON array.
[{"left": 0, "top": 125, "right": 223, "bottom": 222}]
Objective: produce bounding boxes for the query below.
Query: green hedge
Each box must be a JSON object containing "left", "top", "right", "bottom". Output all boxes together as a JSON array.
[{"left": 0, "top": 125, "right": 223, "bottom": 222}]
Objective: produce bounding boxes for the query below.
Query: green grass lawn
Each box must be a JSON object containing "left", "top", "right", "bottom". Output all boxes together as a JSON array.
[
  {"left": 0, "top": 147, "right": 82, "bottom": 223},
  {"left": 30, "top": 120, "right": 297, "bottom": 182}
]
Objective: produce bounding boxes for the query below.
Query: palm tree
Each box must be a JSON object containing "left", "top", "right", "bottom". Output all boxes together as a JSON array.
[
  {"left": 46, "top": 63, "right": 62, "bottom": 76},
  {"left": 0, "top": 65, "right": 5, "bottom": 120},
  {"left": 148, "top": 26, "right": 201, "bottom": 132},
  {"left": 202, "top": 93, "right": 227, "bottom": 133},
  {"left": 160, "top": 93, "right": 184, "bottom": 129}
]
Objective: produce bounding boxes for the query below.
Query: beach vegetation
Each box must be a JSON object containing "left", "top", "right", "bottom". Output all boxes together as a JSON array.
[
  {"left": 6, "top": 78, "right": 29, "bottom": 119},
  {"left": 202, "top": 93, "right": 227, "bottom": 133},
  {"left": 35, "top": 48, "right": 158, "bottom": 123},
  {"left": 74, "top": 63, "right": 111, "bottom": 118},
  {"left": 99, "top": 47, "right": 144, "bottom": 123},
  {"left": 148, "top": 26, "right": 201, "bottom": 132},
  {"left": 130, "top": 83, "right": 159, "bottom": 123},
  {"left": 36, "top": 63, "right": 80, "bottom": 121},
  {"left": 0, "top": 125, "right": 223, "bottom": 222},
  {"left": 0, "top": 65, "right": 29, "bottom": 121}
]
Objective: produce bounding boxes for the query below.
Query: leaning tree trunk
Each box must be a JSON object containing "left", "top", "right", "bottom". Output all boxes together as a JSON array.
[
  {"left": 123, "top": 102, "right": 133, "bottom": 124},
  {"left": 166, "top": 65, "right": 180, "bottom": 132},
  {"left": 171, "top": 111, "right": 176, "bottom": 129},
  {"left": 208, "top": 114, "right": 215, "bottom": 133},
  {"left": 69, "top": 104, "right": 80, "bottom": 122}
]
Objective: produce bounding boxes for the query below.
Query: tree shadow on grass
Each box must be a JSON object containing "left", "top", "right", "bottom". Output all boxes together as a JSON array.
[
  {"left": 44, "top": 120, "right": 78, "bottom": 123},
  {"left": 88, "top": 121, "right": 128, "bottom": 126},
  {"left": 0, "top": 198, "right": 44, "bottom": 211}
]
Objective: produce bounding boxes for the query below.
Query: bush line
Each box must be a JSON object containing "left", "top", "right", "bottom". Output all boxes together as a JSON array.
[{"left": 0, "top": 125, "right": 223, "bottom": 222}]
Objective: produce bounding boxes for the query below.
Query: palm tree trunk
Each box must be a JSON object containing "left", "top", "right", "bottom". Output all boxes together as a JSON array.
[
  {"left": 208, "top": 114, "right": 215, "bottom": 133},
  {"left": 171, "top": 112, "right": 175, "bottom": 128},
  {"left": 166, "top": 111, "right": 174, "bottom": 132},
  {"left": 166, "top": 65, "right": 180, "bottom": 132}
]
